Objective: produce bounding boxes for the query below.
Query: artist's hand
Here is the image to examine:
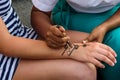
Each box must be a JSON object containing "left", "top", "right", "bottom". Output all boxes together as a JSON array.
[
  {"left": 87, "top": 26, "right": 107, "bottom": 43},
  {"left": 72, "top": 42, "right": 117, "bottom": 68},
  {"left": 46, "top": 25, "right": 70, "bottom": 48}
]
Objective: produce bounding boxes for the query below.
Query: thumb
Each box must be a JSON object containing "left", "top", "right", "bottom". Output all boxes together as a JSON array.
[
  {"left": 56, "top": 25, "right": 65, "bottom": 32},
  {"left": 59, "top": 26, "right": 65, "bottom": 32},
  {"left": 97, "top": 37, "right": 104, "bottom": 43},
  {"left": 87, "top": 35, "right": 95, "bottom": 42}
]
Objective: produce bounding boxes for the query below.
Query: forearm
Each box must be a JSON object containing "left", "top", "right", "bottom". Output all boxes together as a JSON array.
[
  {"left": 31, "top": 6, "right": 89, "bottom": 43},
  {"left": 0, "top": 17, "right": 69, "bottom": 60},
  {"left": 31, "top": 6, "right": 52, "bottom": 39},
  {"left": 1, "top": 36, "right": 69, "bottom": 59},
  {"left": 99, "top": 9, "right": 120, "bottom": 31}
]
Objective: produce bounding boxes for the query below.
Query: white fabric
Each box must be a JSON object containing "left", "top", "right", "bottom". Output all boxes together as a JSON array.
[
  {"left": 32, "top": 0, "right": 120, "bottom": 13},
  {"left": 32, "top": 0, "right": 58, "bottom": 12}
]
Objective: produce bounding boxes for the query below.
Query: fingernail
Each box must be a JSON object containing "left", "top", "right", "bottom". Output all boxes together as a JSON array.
[
  {"left": 82, "top": 39, "right": 88, "bottom": 44},
  {"left": 111, "top": 63, "right": 115, "bottom": 66},
  {"left": 56, "top": 25, "right": 60, "bottom": 28},
  {"left": 102, "top": 66, "right": 105, "bottom": 68},
  {"left": 115, "top": 59, "right": 117, "bottom": 64},
  {"left": 115, "top": 54, "right": 117, "bottom": 57}
]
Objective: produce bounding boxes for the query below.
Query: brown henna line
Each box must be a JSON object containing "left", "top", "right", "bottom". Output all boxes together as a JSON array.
[
  {"left": 82, "top": 44, "right": 87, "bottom": 47},
  {"left": 61, "top": 41, "right": 79, "bottom": 56},
  {"left": 61, "top": 43, "right": 69, "bottom": 56},
  {"left": 68, "top": 45, "right": 79, "bottom": 56},
  {"left": 56, "top": 25, "right": 79, "bottom": 56}
]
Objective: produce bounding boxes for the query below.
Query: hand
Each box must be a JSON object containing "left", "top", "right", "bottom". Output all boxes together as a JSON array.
[
  {"left": 72, "top": 42, "right": 117, "bottom": 68},
  {"left": 45, "top": 25, "right": 70, "bottom": 48},
  {"left": 87, "top": 26, "right": 107, "bottom": 43}
]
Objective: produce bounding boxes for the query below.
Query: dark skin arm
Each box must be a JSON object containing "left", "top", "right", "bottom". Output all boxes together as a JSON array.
[
  {"left": 31, "top": 6, "right": 120, "bottom": 51},
  {"left": 102, "top": 9, "right": 120, "bottom": 31},
  {"left": 31, "top": 6, "right": 52, "bottom": 39},
  {"left": 31, "top": 6, "right": 89, "bottom": 43},
  {"left": 87, "top": 9, "right": 120, "bottom": 42}
]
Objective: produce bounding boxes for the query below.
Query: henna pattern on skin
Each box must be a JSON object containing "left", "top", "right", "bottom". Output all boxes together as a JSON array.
[
  {"left": 61, "top": 41, "right": 79, "bottom": 56},
  {"left": 82, "top": 40, "right": 88, "bottom": 47}
]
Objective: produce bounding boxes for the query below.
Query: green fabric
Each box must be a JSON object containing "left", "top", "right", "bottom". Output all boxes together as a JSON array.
[{"left": 52, "top": 0, "right": 120, "bottom": 80}]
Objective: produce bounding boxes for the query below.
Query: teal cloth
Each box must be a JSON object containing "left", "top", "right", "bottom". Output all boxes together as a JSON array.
[{"left": 52, "top": 0, "right": 120, "bottom": 80}]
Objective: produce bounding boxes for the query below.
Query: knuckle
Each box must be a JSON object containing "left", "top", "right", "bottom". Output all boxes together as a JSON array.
[
  {"left": 50, "top": 26, "right": 55, "bottom": 30},
  {"left": 87, "top": 56, "right": 91, "bottom": 61},
  {"left": 101, "top": 56, "right": 107, "bottom": 61},
  {"left": 91, "top": 34, "right": 95, "bottom": 38},
  {"left": 94, "top": 61, "right": 101, "bottom": 67},
  {"left": 105, "top": 52, "right": 110, "bottom": 56},
  {"left": 94, "top": 42, "right": 99, "bottom": 45},
  {"left": 96, "top": 62, "right": 101, "bottom": 67},
  {"left": 106, "top": 47, "right": 111, "bottom": 51},
  {"left": 57, "top": 38, "right": 64, "bottom": 43},
  {"left": 46, "top": 32, "right": 50, "bottom": 36},
  {"left": 92, "top": 43, "right": 99, "bottom": 48},
  {"left": 62, "top": 37, "right": 69, "bottom": 42},
  {"left": 95, "top": 61, "right": 104, "bottom": 68}
]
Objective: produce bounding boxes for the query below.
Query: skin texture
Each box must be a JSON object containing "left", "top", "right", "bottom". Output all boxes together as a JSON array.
[
  {"left": 13, "top": 59, "right": 96, "bottom": 80},
  {"left": 0, "top": 16, "right": 116, "bottom": 80},
  {"left": 87, "top": 9, "right": 120, "bottom": 42},
  {"left": 1, "top": 2, "right": 120, "bottom": 79},
  {"left": 31, "top": 6, "right": 120, "bottom": 46},
  {"left": 30, "top": 5, "right": 120, "bottom": 79}
]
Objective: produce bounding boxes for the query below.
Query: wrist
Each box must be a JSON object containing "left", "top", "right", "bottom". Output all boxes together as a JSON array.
[
  {"left": 97, "top": 23, "right": 109, "bottom": 32},
  {"left": 61, "top": 42, "right": 85, "bottom": 60},
  {"left": 58, "top": 42, "right": 82, "bottom": 59},
  {"left": 99, "top": 21, "right": 118, "bottom": 32}
]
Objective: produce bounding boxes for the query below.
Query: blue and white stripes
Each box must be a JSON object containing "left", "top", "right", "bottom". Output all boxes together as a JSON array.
[
  {"left": 0, "top": 0, "right": 38, "bottom": 80},
  {"left": 0, "top": 0, "right": 11, "bottom": 16}
]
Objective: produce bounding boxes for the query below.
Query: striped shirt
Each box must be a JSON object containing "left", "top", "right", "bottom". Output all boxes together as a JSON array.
[{"left": 0, "top": 0, "right": 38, "bottom": 80}]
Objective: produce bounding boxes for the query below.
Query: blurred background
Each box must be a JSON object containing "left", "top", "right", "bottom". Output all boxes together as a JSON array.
[{"left": 12, "top": 0, "right": 33, "bottom": 27}]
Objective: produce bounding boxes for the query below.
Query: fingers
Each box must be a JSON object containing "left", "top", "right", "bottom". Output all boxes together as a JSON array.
[
  {"left": 99, "top": 43, "right": 117, "bottom": 57},
  {"left": 46, "top": 38, "right": 65, "bottom": 48},
  {"left": 88, "top": 58, "right": 105, "bottom": 68},
  {"left": 87, "top": 33, "right": 103, "bottom": 43},
  {"left": 46, "top": 32, "right": 69, "bottom": 48},
  {"left": 46, "top": 31, "right": 69, "bottom": 43},
  {"left": 87, "top": 34, "right": 96, "bottom": 42},
  {"left": 46, "top": 25, "right": 70, "bottom": 48},
  {"left": 94, "top": 53, "right": 115, "bottom": 67},
  {"left": 97, "top": 36, "right": 103, "bottom": 43},
  {"left": 50, "top": 26, "right": 66, "bottom": 37},
  {"left": 57, "top": 26, "right": 65, "bottom": 32},
  {"left": 97, "top": 47, "right": 117, "bottom": 64},
  {"left": 88, "top": 51, "right": 116, "bottom": 68},
  {"left": 85, "top": 42, "right": 116, "bottom": 68}
]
